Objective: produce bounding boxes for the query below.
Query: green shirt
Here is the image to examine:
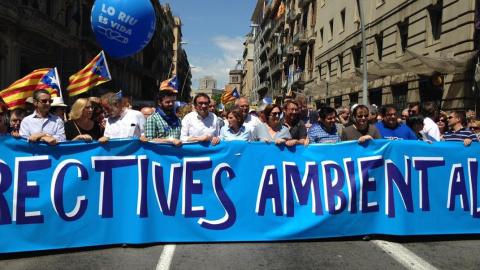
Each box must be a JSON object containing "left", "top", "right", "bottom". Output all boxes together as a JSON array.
[{"left": 144, "top": 111, "right": 182, "bottom": 140}]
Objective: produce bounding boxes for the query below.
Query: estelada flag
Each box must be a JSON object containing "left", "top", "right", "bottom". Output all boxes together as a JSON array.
[
  {"left": 160, "top": 77, "right": 178, "bottom": 92},
  {"left": 0, "top": 68, "right": 60, "bottom": 109},
  {"left": 221, "top": 86, "right": 240, "bottom": 105},
  {"left": 67, "top": 51, "right": 111, "bottom": 97},
  {"left": 276, "top": 1, "right": 285, "bottom": 20}
]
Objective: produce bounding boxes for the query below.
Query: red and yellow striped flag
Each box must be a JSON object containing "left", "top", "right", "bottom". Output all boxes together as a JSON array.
[
  {"left": 0, "top": 68, "right": 59, "bottom": 109},
  {"left": 67, "top": 51, "right": 111, "bottom": 97},
  {"left": 221, "top": 86, "right": 240, "bottom": 105}
]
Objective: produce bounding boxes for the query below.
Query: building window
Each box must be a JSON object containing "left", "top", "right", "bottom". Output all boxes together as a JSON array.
[
  {"left": 392, "top": 83, "right": 408, "bottom": 111},
  {"left": 329, "top": 19, "right": 334, "bottom": 40},
  {"left": 419, "top": 76, "right": 443, "bottom": 105},
  {"left": 337, "top": 54, "right": 343, "bottom": 77},
  {"left": 312, "top": 0, "right": 317, "bottom": 26},
  {"left": 319, "top": 27, "right": 324, "bottom": 47},
  {"left": 349, "top": 92, "right": 359, "bottom": 106},
  {"left": 334, "top": 96, "right": 342, "bottom": 108},
  {"left": 375, "top": 33, "right": 383, "bottom": 61},
  {"left": 397, "top": 22, "right": 408, "bottom": 54},
  {"left": 340, "top": 9, "right": 346, "bottom": 33},
  {"left": 428, "top": 1, "right": 443, "bottom": 41},
  {"left": 326, "top": 60, "right": 331, "bottom": 81},
  {"left": 352, "top": 46, "right": 362, "bottom": 69},
  {"left": 231, "top": 76, "right": 239, "bottom": 83},
  {"left": 369, "top": 88, "right": 382, "bottom": 106}
]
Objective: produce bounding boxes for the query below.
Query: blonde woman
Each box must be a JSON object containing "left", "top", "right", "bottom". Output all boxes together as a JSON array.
[{"left": 65, "top": 98, "right": 103, "bottom": 141}]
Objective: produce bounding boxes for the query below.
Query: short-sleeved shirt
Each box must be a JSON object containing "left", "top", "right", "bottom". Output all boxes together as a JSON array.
[
  {"left": 443, "top": 127, "right": 478, "bottom": 142},
  {"left": 308, "top": 122, "right": 341, "bottom": 143},
  {"left": 20, "top": 112, "right": 66, "bottom": 142},
  {"left": 104, "top": 109, "right": 145, "bottom": 139},
  {"left": 341, "top": 124, "right": 382, "bottom": 141},
  {"left": 253, "top": 123, "right": 292, "bottom": 142},
  {"left": 220, "top": 125, "right": 252, "bottom": 141},
  {"left": 374, "top": 121, "right": 418, "bottom": 140},
  {"left": 279, "top": 118, "right": 307, "bottom": 140},
  {"left": 144, "top": 110, "right": 181, "bottom": 140}
]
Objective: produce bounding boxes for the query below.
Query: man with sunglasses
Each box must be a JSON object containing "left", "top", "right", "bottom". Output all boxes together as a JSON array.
[
  {"left": 443, "top": 110, "right": 478, "bottom": 146},
  {"left": 19, "top": 89, "right": 65, "bottom": 145}
]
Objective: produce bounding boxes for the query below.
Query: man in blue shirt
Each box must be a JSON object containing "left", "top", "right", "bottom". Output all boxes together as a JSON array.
[
  {"left": 374, "top": 104, "right": 417, "bottom": 140},
  {"left": 19, "top": 89, "right": 65, "bottom": 145}
]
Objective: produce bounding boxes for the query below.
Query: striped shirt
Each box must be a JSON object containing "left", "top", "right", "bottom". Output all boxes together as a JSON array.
[{"left": 443, "top": 127, "right": 478, "bottom": 142}]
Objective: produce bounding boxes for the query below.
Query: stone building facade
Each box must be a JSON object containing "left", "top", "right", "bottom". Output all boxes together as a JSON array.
[{"left": 0, "top": 0, "right": 191, "bottom": 105}]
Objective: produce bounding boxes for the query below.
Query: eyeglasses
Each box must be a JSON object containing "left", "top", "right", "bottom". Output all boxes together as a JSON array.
[
  {"left": 270, "top": 112, "right": 281, "bottom": 116},
  {"left": 448, "top": 116, "right": 457, "bottom": 120},
  {"left": 356, "top": 114, "right": 368, "bottom": 119},
  {"left": 408, "top": 110, "right": 417, "bottom": 114},
  {"left": 38, "top": 99, "right": 53, "bottom": 104}
]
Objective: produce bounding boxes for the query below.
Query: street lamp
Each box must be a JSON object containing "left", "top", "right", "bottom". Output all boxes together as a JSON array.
[
  {"left": 250, "top": 24, "right": 274, "bottom": 101},
  {"left": 181, "top": 65, "right": 196, "bottom": 100}
]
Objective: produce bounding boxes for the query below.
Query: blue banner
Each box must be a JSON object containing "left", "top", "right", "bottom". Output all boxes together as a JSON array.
[{"left": 0, "top": 136, "right": 480, "bottom": 253}]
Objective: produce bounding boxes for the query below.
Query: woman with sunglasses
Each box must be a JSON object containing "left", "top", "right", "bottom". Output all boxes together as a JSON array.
[
  {"left": 253, "top": 104, "right": 292, "bottom": 145},
  {"left": 436, "top": 112, "right": 448, "bottom": 140},
  {"left": 341, "top": 105, "right": 382, "bottom": 143},
  {"left": 468, "top": 120, "right": 480, "bottom": 141},
  {"left": 65, "top": 98, "right": 103, "bottom": 142}
]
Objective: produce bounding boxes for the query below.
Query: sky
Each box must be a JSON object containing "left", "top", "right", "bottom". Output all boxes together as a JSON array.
[{"left": 165, "top": 1, "right": 257, "bottom": 89}]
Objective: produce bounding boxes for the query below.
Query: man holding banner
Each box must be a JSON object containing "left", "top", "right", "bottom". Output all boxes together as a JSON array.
[
  {"left": 98, "top": 92, "right": 147, "bottom": 144},
  {"left": 19, "top": 89, "right": 65, "bottom": 145},
  {"left": 181, "top": 93, "right": 220, "bottom": 145},
  {"left": 145, "top": 89, "right": 182, "bottom": 146}
]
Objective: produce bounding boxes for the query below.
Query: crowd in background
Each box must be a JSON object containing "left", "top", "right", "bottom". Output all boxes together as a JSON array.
[{"left": 0, "top": 89, "right": 478, "bottom": 148}]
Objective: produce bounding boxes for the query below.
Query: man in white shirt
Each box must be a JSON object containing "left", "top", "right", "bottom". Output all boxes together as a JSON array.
[
  {"left": 180, "top": 93, "right": 220, "bottom": 145},
  {"left": 421, "top": 101, "right": 440, "bottom": 141},
  {"left": 98, "top": 92, "right": 147, "bottom": 143},
  {"left": 236, "top": 97, "right": 260, "bottom": 130}
]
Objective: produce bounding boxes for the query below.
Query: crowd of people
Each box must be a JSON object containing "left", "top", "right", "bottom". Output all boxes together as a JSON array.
[{"left": 0, "top": 89, "right": 478, "bottom": 148}]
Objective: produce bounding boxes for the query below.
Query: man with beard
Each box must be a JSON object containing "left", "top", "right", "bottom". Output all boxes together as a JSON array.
[
  {"left": 279, "top": 100, "right": 307, "bottom": 146},
  {"left": 145, "top": 90, "right": 182, "bottom": 146},
  {"left": 19, "top": 89, "right": 65, "bottom": 145},
  {"left": 374, "top": 104, "right": 417, "bottom": 140},
  {"left": 98, "top": 92, "right": 146, "bottom": 144}
]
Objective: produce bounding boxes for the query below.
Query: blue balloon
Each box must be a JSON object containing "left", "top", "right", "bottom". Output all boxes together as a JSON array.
[
  {"left": 262, "top": 97, "right": 273, "bottom": 104},
  {"left": 91, "top": 0, "right": 156, "bottom": 59}
]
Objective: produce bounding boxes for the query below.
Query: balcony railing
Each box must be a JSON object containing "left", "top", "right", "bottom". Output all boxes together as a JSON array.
[
  {"left": 293, "top": 72, "right": 306, "bottom": 85},
  {"left": 18, "top": 6, "right": 79, "bottom": 47},
  {"left": 298, "top": 0, "right": 312, "bottom": 8},
  {"left": 283, "top": 44, "right": 294, "bottom": 55},
  {"left": 293, "top": 29, "right": 307, "bottom": 45},
  {"left": 287, "top": 10, "right": 296, "bottom": 23},
  {"left": 0, "top": 0, "right": 19, "bottom": 20}
]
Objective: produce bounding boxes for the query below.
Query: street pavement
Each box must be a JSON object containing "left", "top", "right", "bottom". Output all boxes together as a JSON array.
[{"left": 1, "top": 235, "right": 480, "bottom": 269}]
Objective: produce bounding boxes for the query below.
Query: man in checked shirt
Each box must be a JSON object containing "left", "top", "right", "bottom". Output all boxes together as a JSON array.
[{"left": 144, "top": 89, "right": 182, "bottom": 147}]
